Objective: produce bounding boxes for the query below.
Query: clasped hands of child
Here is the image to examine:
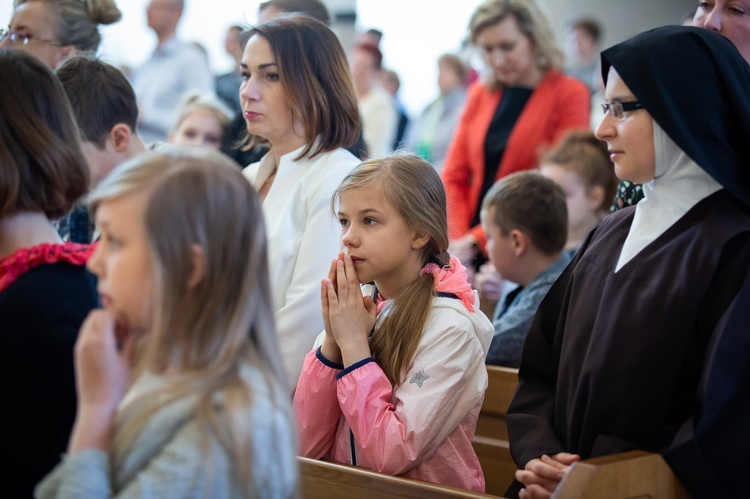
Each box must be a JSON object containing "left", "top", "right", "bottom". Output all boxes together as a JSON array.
[
  {"left": 319, "top": 252, "right": 377, "bottom": 369},
  {"left": 318, "top": 252, "right": 581, "bottom": 498}
]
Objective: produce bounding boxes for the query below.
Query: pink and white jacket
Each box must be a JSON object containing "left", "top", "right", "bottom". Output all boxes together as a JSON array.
[{"left": 294, "top": 260, "right": 493, "bottom": 492}]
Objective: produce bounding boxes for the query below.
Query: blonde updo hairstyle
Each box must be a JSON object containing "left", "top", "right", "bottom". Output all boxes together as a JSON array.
[{"left": 14, "top": 0, "right": 122, "bottom": 53}]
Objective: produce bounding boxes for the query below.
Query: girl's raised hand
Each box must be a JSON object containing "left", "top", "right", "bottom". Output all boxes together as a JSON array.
[
  {"left": 320, "top": 253, "right": 344, "bottom": 364},
  {"left": 325, "top": 254, "right": 377, "bottom": 367},
  {"left": 75, "top": 309, "right": 136, "bottom": 410},
  {"left": 68, "top": 309, "right": 138, "bottom": 454}
]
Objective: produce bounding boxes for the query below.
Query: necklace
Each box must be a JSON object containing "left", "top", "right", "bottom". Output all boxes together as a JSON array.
[{"left": 264, "top": 167, "right": 277, "bottom": 185}]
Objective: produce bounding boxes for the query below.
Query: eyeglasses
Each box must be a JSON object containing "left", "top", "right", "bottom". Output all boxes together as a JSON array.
[
  {"left": 601, "top": 101, "right": 645, "bottom": 121},
  {"left": 0, "top": 28, "right": 63, "bottom": 47}
]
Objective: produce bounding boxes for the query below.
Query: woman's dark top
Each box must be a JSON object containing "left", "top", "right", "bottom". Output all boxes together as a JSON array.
[
  {"left": 472, "top": 87, "right": 532, "bottom": 228},
  {"left": 0, "top": 257, "right": 98, "bottom": 498}
]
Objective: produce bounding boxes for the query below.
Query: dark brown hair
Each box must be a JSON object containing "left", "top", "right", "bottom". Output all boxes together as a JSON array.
[
  {"left": 570, "top": 18, "right": 601, "bottom": 44},
  {"left": 56, "top": 55, "right": 139, "bottom": 147},
  {"left": 482, "top": 171, "right": 567, "bottom": 255},
  {"left": 540, "top": 130, "right": 617, "bottom": 212},
  {"left": 0, "top": 49, "right": 89, "bottom": 219},
  {"left": 242, "top": 15, "right": 360, "bottom": 160},
  {"left": 258, "top": 0, "right": 330, "bottom": 24}
]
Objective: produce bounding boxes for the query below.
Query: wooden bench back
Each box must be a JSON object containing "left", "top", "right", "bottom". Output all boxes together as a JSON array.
[
  {"left": 298, "top": 457, "right": 500, "bottom": 498},
  {"left": 299, "top": 452, "right": 689, "bottom": 498},
  {"left": 477, "top": 365, "right": 518, "bottom": 439},
  {"left": 474, "top": 365, "right": 519, "bottom": 496}
]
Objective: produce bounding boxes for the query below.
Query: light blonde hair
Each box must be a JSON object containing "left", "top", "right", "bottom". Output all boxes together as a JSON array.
[
  {"left": 88, "top": 148, "right": 295, "bottom": 497},
  {"left": 469, "top": 0, "right": 564, "bottom": 88},
  {"left": 171, "top": 92, "right": 233, "bottom": 135},
  {"left": 332, "top": 153, "right": 450, "bottom": 386},
  {"left": 15, "top": 0, "right": 122, "bottom": 53}
]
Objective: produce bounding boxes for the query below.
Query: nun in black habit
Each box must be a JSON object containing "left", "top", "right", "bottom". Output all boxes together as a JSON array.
[
  {"left": 506, "top": 26, "right": 750, "bottom": 499},
  {"left": 665, "top": 269, "right": 750, "bottom": 498}
]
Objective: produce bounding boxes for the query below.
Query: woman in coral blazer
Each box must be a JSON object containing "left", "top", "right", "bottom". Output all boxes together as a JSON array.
[{"left": 443, "top": 0, "right": 590, "bottom": 250}]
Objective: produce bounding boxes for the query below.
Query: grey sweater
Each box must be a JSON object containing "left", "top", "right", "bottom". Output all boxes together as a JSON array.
[
  {"left": 36, "top": 365, "right": 298, "bottom": 498},
  {"left": 486, "top": 252, "right": 573, "bottom": 367}
]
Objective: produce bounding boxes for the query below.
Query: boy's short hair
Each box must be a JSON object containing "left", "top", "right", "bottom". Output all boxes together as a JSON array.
[
  {"left": 55, "top": 56, "right": 139, "bottom": 148},
  {"left": 482, "top": 171, "right": 567, "bottom": 255}
]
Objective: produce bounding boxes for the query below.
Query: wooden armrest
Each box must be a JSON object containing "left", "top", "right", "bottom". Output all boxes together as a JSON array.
[{"left": 552, "top": 451, "right": 691, "bottom": 499}]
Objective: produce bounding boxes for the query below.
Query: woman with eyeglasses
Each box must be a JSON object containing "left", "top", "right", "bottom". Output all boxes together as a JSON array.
[
  {"left": 612, "top": 0, "right": 750, "bottom": 212},
  {"left": 441, "top": 0, "right": 589, "bottom": 270},
  {"left": 0, "top": 0, "right": 121, "bottom": 69},
  {"left": 505, "top": 26, "right": 750, "bottom": 499}
]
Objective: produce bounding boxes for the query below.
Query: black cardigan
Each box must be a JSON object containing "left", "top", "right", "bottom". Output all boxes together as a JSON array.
[{"left": 0, "top": 262, "right": 98, "bottom": 498}]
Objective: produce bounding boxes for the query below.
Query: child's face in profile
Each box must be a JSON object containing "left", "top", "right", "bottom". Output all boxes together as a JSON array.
[
  {"left": 169, "top": 109, "right": 224, "bottom": 150},
  {"left": 541, "top": 163, "right": 601, "bottom": 239},
  {"left": 87, "top": 191, "right": 155, "bottom": 336},
  {"left": 337, "top": 187, "right": 426, "bottom": 299},
  {"left": 481, "top": 207, "right": 518, "bottom": 283}
]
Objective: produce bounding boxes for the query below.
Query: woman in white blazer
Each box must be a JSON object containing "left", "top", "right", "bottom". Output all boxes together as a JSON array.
[{"left": 240, "top": 15, "right": 362, "bottom": 390}]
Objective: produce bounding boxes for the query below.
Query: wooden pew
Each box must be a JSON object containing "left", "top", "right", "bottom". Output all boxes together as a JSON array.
[
  {"left": 553, "top": 451, "right": 690, "bottom": 499},
  {"left": 476, "top": 365, "right": 518, "bottom": 441},
  {"left": 473, "top": 365, "right": 519, "bottom": 496},
  {"left": 299, "top": 367, "right": 519, "bottom": 498},
  {"left": 299, "top": 457, "right": 501, "bottom": 498},
  {"left": 299, "top": 451, "right": 690, "bottom": 499}
]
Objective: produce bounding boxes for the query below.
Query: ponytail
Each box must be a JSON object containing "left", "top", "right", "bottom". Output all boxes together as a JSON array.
[
  {"left": 333, "top": 154, "right": 450, "bottom": 386},
  {"left": 370, "top": 273, "right": 433, "bottom": 386}
]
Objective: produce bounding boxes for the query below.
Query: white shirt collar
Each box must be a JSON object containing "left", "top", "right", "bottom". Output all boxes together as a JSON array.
[{"left": 615, "top": 121, "right": 722, "bottom": 272}]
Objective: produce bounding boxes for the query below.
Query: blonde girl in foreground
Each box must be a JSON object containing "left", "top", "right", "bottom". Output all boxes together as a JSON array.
[
  {"left": 37, "top": 149, "right": 298, "bottom": 498},
  {"left": 294, "top": 154, "right": 493, "bottom": 492}
]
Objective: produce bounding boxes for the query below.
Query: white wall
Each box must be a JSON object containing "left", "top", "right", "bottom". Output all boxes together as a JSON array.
[
  {"left": 0, "top": 0, "right": 695, "bottom": 115},
  {"left": 542, "top": 0, "right": 697, "bottom": 49},
  {"left": 0, "top": 0, "right": 258, "bottom": 74},
  {"left": 355, "top": 0, "right": 695, "bottom": 116}
]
